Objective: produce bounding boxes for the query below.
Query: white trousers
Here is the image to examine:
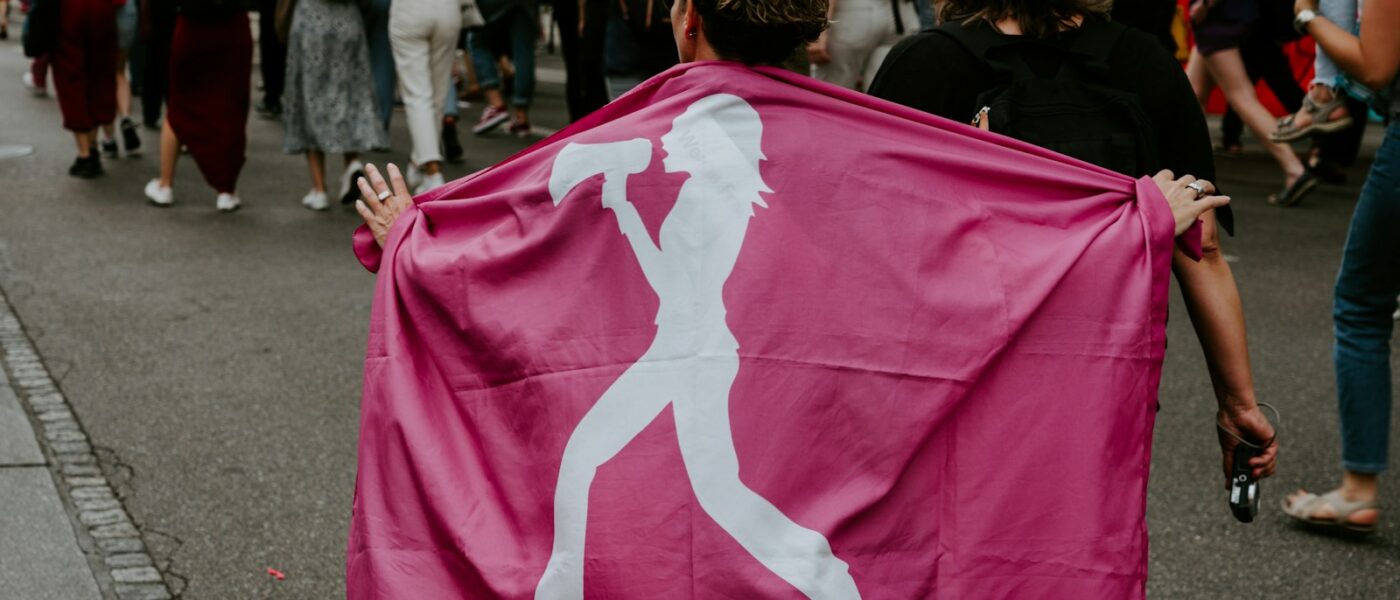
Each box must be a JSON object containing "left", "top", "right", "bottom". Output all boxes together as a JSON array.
[
  {"left": 389, "top": 0, "right": 462, "bottom": 166},
  {"left": 812, "top": 0, "right": 921, "bottom": 91}
]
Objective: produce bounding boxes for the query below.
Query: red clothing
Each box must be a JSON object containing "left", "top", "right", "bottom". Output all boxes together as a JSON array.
[
  {"left": 167, "top": 12, "right": 252, "bottom": 194},
  {"left": 52, "top": 0, "right": 117, "bottom": 132}
]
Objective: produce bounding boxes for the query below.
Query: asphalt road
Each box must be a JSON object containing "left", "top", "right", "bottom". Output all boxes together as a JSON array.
[{"left": 2, "top": 37, "right": 1397, "bottom": 599}]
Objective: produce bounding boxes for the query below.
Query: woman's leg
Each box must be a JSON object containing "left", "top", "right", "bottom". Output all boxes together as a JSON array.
[
  {"left": 1287, "top": 122, "right": 1400, "bottom": 525},
  {"left": 1204, "top": 49, "right": 1305, "bottom": 182},
  {"left": 1185, "top": 47, "right": 1217, "bottom": 105},
  {"left": 159, "top": 120, "right": 179, "bottom": 187},
  {"left": 306, "top": 150, "right": 326, "bottom": 192},
  {"left": 507, "top": 7, "right": 537, "bottom": 124},
  {"left": 115, "top": 50, "right": 131, "bottom": 119}
]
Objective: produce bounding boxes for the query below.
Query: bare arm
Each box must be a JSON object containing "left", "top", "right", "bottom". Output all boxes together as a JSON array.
[
  {"left": 1171, "top": 211, "right": 1278, "bottom": 482},
  {"left": 1299, "top": 0, "right": 1400, "bottom": 91}
]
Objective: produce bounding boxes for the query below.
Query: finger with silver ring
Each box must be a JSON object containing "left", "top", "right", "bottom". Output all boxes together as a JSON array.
[
  {"left": 1187, "top": 181, "right": 1209, "bottom": 200},
  {"left": 366, "top": 164, "right": 392, "bottom": 200},
  {"left": 357, "top": 175, "right": 385, "bottom": 213}
]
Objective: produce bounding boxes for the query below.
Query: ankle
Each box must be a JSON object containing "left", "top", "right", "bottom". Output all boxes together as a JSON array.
[{"left": 1341, "top": 472, "right": 1380, "bottom": 501}]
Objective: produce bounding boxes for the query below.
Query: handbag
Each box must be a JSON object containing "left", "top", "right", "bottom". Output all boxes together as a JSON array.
[{"left": 461, "top": 0, "right": 485, "bottom": 28}]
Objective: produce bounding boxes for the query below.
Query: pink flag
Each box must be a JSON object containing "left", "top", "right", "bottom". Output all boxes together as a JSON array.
[{"left": 348, "top": 62, "right": 1181, "bottom": 599}]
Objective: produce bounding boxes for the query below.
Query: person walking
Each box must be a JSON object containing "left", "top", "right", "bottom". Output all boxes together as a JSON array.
[
  {"left": 1185, "top": 0, "right": 1315, "bottom": 206},
  {"left": 138, "top": 0, "right": 176, "bottom": 128},
  {"left": 99, "top": 0, "right": 142, "bottom": 158},
  {"left": 808, "top": 0, "right": 921, "bottom": 91},
  {"left": 143, "top": 0, "right": 252, "bottom": 211},
  {"left": 364, "top": 0, "right": 396, "bottom": 138},
  {"left": 389, "top": 0, "right": 461, "bottom": 194},
  {"left": 52, "top": 0, "right": 118, "bottom": 178},
  {"left": 469, "top": 0, "right": 540, "bottom": 136},
  {"left": 255, "top": 0, "right": 288, "bottom": 118},
  {"left": 281, "top": 0, "right": 386, "bottom": 210},
  {"left": 1282, "top": 0, "right": 1400, "bottom": 536}
]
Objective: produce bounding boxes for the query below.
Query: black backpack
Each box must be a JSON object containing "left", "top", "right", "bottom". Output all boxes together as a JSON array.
[{"left": 935, "top": 19, "right": 1160, "bottom": 178}]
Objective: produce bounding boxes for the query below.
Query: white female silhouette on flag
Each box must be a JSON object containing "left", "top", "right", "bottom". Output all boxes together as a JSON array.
[{"left": 535, "top": 94, "right": 861, "bottom": 600}]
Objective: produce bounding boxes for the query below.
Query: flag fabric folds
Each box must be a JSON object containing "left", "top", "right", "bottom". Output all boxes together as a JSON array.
[{"left": 347, "top": 61, "right": 1182, "bottom": 599}]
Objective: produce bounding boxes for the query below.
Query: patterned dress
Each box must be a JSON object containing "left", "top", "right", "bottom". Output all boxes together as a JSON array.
[{"left": 283, "top": 0, "right": 388, "bottom": 154}]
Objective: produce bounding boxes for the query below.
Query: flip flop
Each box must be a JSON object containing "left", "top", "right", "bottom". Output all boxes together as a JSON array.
[
  {"left": 1268, "top": 170, "right": 1318, "bottom": 207},
  {"left": 1282, "top": 490, "right": 1379, "bottom": 536}
]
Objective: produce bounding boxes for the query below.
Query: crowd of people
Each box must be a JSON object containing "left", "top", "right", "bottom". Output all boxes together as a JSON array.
[{"left": 10, "top": 0, "right": 1399, "bottom": 536}]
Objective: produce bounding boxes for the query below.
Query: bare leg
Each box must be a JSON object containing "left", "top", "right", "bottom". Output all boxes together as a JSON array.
[
  {"left": 115, "top": 50, "right": 132, "bottom": 120},
  {"left": 74, "top": 130, "right": 94, "bottom": 157},
  {"left": 1204, "top": 49, "right": 1306, "bottom": 184},
  {"left": 673, "top": 356, "right": 860, "bottom": 600},
  {"left": 422, "top": 160, "right": 440, "bottom": 176},
  {"left": 159, "top": 120, "right": 179, "bottom": 187},
  {"left": 306, "top": 150, "right": 326, "bottom": 192},
  {"left": 535, "top": 353, "right": 678, "bottom": 600},
  {"left": 1185, "top": 47, "right": 1217, "bottom": 106}
]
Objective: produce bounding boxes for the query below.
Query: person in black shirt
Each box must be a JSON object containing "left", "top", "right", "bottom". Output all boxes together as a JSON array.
[{"left": 869, "top": 0, "right": 1278, "bottom": 491}]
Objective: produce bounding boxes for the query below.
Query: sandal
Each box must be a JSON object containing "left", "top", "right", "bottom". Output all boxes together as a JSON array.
[
  {"left": 1268, "top": 170, "right": 1318, "bottom": 207},
  {"left": 1282, "top": 490, "right": 1379, "bottom": 536},
  {"left": 1272, "top": 93, "right": 1354, "bottom": 142}
]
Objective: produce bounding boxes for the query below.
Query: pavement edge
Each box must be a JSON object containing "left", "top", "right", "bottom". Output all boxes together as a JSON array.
[{"left": 0, "top": 290, "right": 175, "bottom": 600}]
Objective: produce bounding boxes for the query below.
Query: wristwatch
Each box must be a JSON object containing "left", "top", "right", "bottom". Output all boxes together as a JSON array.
[{"left": 1294, "top": 9, "right": 1318, "bottom": 34}]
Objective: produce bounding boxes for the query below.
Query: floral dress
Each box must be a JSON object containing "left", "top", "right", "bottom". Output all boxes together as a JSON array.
[{"left": 283, "top": 0, "right": 388, "bottom": 154}]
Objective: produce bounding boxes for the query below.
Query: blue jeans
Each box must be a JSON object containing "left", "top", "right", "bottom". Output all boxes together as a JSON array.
[
  {"left": 1334, "top": 121, "right": 1400, "bottom": 474},
  {"left": 469, "top": 6, "right": 536, "bottom": 108},
  {"left": 366, "top": 0, "right": 396, "bottom": 132}
]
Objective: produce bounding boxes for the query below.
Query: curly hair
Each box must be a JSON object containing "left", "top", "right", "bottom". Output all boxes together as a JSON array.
[
  {"left": 941, "top": 0, "right": 1114, "bottom": 39},
  {"left": 681, "top": 0, "right": 829, "bottom": 65}
]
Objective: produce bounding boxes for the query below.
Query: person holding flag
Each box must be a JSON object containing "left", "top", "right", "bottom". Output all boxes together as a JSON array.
[{"left": 347, "top": 0, "right": 1235, "bottom": 597}]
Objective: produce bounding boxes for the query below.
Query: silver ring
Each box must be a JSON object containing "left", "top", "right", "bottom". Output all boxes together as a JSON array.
[
  {"left": 1187, "top": 181, "right": 1208, "bottom": 199},
  {"left": 376, "top": 190, "right": 392, "bottom": 201}
]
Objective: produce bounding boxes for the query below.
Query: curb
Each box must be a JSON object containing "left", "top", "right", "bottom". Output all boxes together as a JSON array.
[{"left": 0, "top": 291, "right": 174, "bottom": 600}]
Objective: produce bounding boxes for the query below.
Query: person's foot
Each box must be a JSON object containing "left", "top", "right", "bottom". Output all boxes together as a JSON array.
[
  {"left": 255, "top": 100, "right": 282, "bottom": 120},
  {"left": 339, "top": 160, "right": 365, "bottom": 205},
  {"left": 70, "top": 155, "right": 102, "bottom": 179},
  {"left": 1, "top": 25, "right": 8, "bottom": 40},
  {"left": 101, "top": 139, "right": 119, "bottom": 159},
  {"left": 302, "top": 190, "right": 329, "bottom": 211},
  {"left": 473, "top": 105, "right": 511, "bottom": 135},
  {"left": 216, "top": 193, "right": 241, "bottom": 213},
  {"left": 22, "top": 72, "right": 46, "bottom": 97},
  {"left": 1273, "top": 86, "right": 1352, "bottom": 142},
  {"left": 442, "top": 118, "right": 464, "bottom": 162},
  {"left": 507, "top": 119, "right": 532, "bottom": 139},
  {"left": 406, "top": 163, "right": 423, "bottom": 191},
  {"left": 1268, "top": 169, "right": 1318, "bottom": 207},
  {"left": 121, "top": 119, "right": 142, "bottom": 155},
  {"left": 145, "top": 179, "right": 173, "bottom": 206},
  {"left": 142, "top": 119, "right": 161, "bottom": 131},
  {"left": 413, "top": 171, "right": 445, "bottom": 195},
  {"left": 1284, "top": 488, "right": 1380, "bottom": 529}
]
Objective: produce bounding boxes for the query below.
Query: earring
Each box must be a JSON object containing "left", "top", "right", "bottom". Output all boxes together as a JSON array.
[{"left": 686, "top": 29, "right": 697, "bottom": 39}]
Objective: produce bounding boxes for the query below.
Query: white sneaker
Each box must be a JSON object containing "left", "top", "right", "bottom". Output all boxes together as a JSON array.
[
  {"left": 22, "top": 72, "right": 46, "bottom": 97},
  {"left": 301, "top": 190, "right": 329, "bottom": 211},
  {"left": 144, "top": 180, "right": 173, "bottom": 206},
  {"left": 339, "top": 160, "right": 365, "bottom": 204},
  {"left": 216, "top": 193, "right": 241, "bottom": 213},
  {"left": 414, "top": 171, "right": 445, "bottom": 195},
  {"left": 406, "top": 163, "right": 423, "bottom": 191}
]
